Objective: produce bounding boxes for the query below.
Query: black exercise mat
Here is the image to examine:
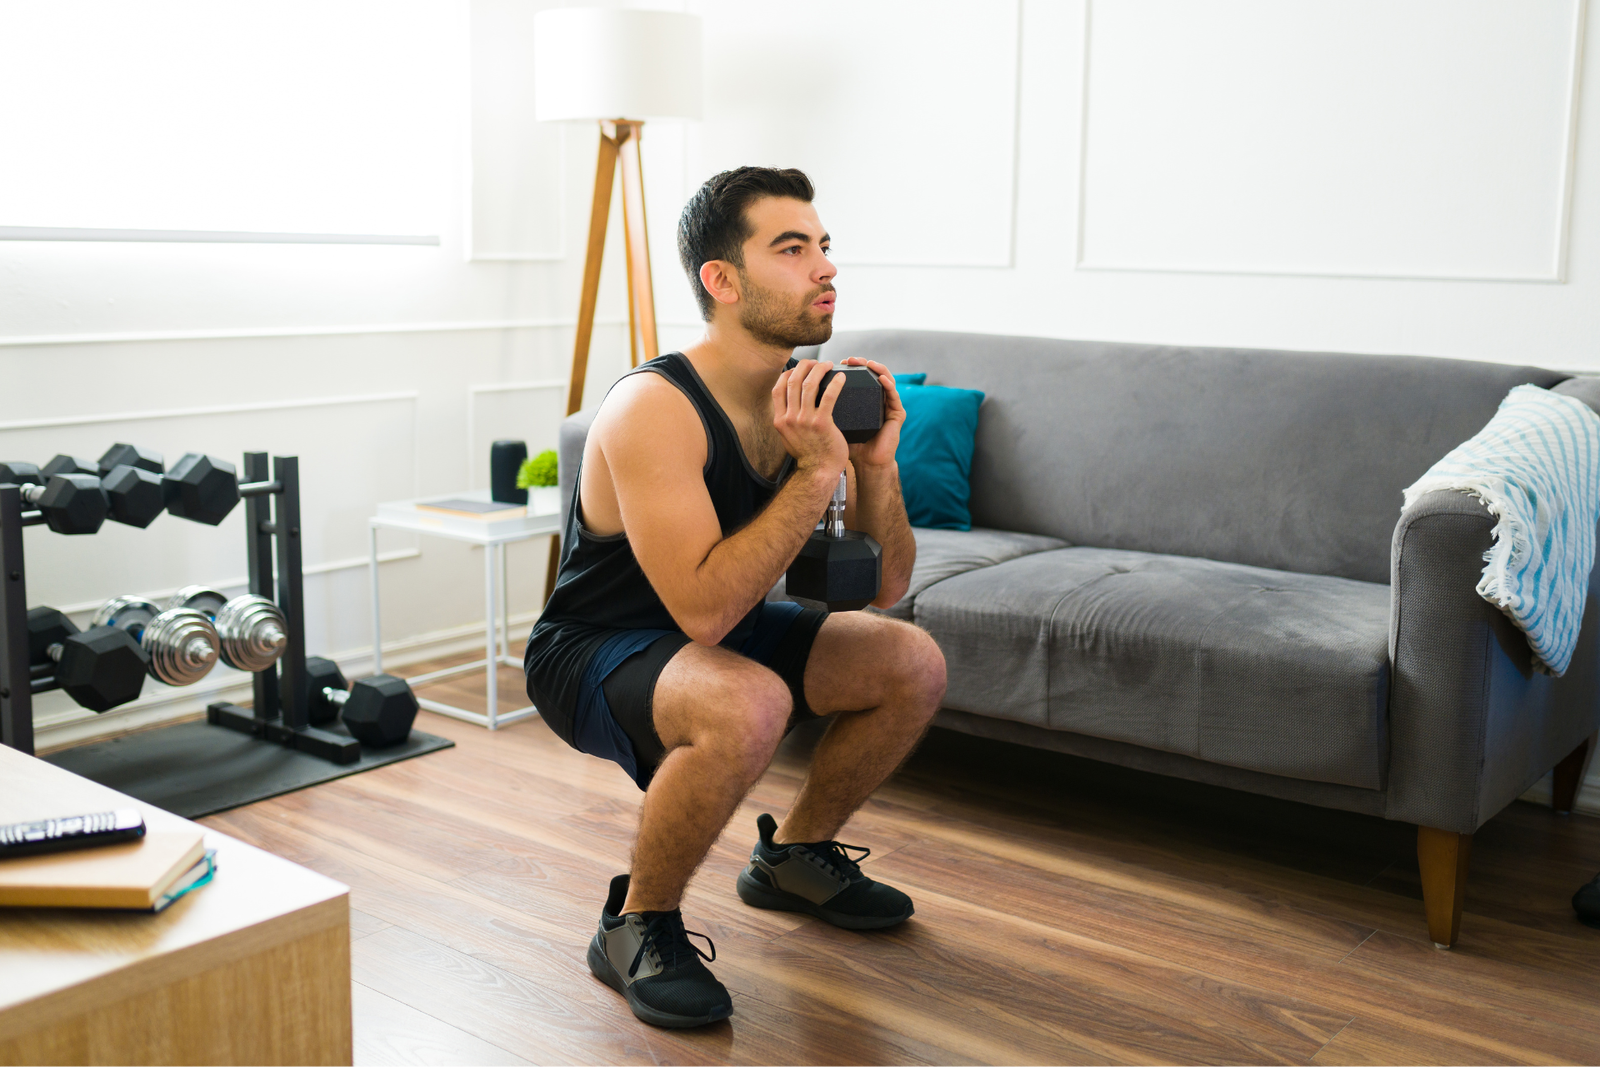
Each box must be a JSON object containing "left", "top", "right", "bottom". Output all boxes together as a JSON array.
[{"left": 43, "top": 719, "right": 454, "bottom": 819}]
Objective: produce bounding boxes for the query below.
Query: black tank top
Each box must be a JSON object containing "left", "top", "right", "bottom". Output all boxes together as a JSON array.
[{"left": 524, "top": 351, "right": 794, "bottom": 721}]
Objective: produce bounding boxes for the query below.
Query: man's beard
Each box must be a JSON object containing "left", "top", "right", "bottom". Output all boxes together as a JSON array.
[{"left": 737, "top": 273, "right": 834, "bottom": 348}]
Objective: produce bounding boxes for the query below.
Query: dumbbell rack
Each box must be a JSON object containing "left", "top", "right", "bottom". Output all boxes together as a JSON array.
[
  {"left": 0, "top": 452, "right": 359, "bottom": 765},
  {"left": 203, "top": 454, "right": 359, "bottom": 764}
]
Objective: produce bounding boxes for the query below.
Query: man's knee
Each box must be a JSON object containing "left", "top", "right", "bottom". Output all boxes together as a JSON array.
[
  {"left": 892, "top": 623, "right": 947, "bottom": 716},
  {"left": 682, "top": 662, "right": 791, "bottom": 775}
]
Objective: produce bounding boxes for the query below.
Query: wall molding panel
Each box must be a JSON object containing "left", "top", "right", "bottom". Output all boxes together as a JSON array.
[
  {"left": 43, "top": 548, "right": 422, "bottom": 620},
  {"left": 466, "top": 0, "right": 567, "bottom": 263},
  {"left": 0, "top": 226, "right": 440, "bottom": 245},
  {"left": 1, "top": 391, "right": 425, "bottom": 634},
  {"left": 0, "top": 389, "right": 419, "bottom": 433},
  {"left": 695, "top": 0, "right": 1023, "bottom": 269},
  {"left": 465, "top": 378, "right": 567, "bottom": 487},
  {"left": 0, "top": 317, "right": 632, "bottom": 349},
  {"left": 1074, "top": 0, "right": 1588, "bottom": 283}
]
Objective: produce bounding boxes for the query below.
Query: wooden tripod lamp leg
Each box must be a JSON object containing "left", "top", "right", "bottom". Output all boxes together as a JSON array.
[
  {"left": 543, "top": 121, "right": 662, "bottom": 603},
  {"left": 1417, "top": 825, "right": 1472, "bottom": 948},
  {"left": 623, "top": 217, "right": 640, "bottom": 370},
  {"left": 617, "top": 121, "right": 659, "bottom": 365},
  {"left": 546, "top": 123, "right": 621, "bottom": 605},
  {"left": 567, "top": 124, "right": 621, "bottom": 417}
]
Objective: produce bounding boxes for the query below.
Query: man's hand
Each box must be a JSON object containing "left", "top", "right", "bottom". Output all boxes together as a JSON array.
[
  {"left": 841, "top": 357, "right": 906, "bottom": 469},
  {"left": 772, "top": 359, "right": 848, "bottom": 474}
]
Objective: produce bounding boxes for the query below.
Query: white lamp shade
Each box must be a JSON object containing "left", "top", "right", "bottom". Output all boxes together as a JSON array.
[{"left": 533, "top": 8, "right": 702, "bottom": 122}]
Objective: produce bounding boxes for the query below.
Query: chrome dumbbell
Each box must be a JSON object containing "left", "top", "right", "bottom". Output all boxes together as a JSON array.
[
  {"left": 166, "top": 586, "right": 286, "bottom": 673},
  {"left": 91, "top": 595, "right": 220, "bottom": 687}
]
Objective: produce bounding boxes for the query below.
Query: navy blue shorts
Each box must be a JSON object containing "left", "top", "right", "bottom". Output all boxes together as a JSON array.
[{"left": 569, "top": 601, "right": 828, "bottom": 791}]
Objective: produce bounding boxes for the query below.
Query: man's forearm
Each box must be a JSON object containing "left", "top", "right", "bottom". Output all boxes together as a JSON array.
[
  {"left": 854, "top": 461, "right": 916, "bottom": 606},
  {"left": 681, "top": 463, "right": 838, "bottom": 644}
]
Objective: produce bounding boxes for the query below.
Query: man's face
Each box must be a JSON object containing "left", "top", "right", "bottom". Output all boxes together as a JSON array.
[{"left": 732, "top": 196, "right": 836, "bottom": 348}]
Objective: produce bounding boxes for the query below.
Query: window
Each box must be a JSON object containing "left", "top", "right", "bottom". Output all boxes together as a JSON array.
[{"left": 0, "top": 1, "right": 454, "bottom": 243}]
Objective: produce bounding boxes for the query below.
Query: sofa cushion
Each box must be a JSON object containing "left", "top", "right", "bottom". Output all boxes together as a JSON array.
[
  {"left": 896, "top": 383, "right": 986, "bottom": 530},
  {"left": 769, "top": 526, "right": 1067, "bottom": 620},
  {"left": 915, "top": 547, "right": 1391, "bottom": 789}
]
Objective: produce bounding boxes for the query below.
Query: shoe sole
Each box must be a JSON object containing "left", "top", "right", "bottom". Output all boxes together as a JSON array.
[
  {"left": 586, "top": 934, "right": 733, "bottom": 1029},
  {"left": 736, "top": 868, "right": 913, "bottom": 929}
]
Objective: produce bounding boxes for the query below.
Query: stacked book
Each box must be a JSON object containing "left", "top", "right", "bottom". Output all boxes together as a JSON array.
[
  {"left": 0, "top": 825, "right": 216, "bottom": 913},
  {"left": 414, "top": 498, "right": 527, "bottom": 520}
]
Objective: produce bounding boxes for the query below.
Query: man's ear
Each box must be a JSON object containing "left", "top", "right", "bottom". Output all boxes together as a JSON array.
[{"left": 699, "top": 259, "right": 741, "bottom": 309}]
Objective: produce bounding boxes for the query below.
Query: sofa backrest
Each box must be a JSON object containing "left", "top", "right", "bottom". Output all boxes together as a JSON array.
[{"left": 799, "top": 331, "right": 1567, "bottom": 584}]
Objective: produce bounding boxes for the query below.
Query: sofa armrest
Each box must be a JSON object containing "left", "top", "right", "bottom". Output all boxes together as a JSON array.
[
  {"left": 557, "top": 408, "right": 600, "bottom": 534},
  {"left": 1387, "top": 489, "right": 1600, "bottom": 832},
  {"left": 1552, "top": 375, "right": 1600, "bottom": 416}
]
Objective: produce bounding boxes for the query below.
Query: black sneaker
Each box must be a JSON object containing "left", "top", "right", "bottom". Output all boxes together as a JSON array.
[
  {"left": 586, "top": 874, "right": 733, "bottom": 1029},
  {"left": 735, "top": 813, "right": 914, "bottom": 929},
  {"left": 1575, "top": 872, "right": 1600, "bottom": 929}
]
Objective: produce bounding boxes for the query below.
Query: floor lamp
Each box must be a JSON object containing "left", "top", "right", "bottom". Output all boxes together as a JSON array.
[{"left": 533, "top": 8, "right": 702, "bottom": 599}]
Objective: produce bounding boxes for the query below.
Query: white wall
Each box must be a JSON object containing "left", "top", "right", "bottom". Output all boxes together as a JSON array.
[
  {"left": 647, "top": 0, "right": 1600, "bottom": 374},
  {"left": 0, "top": 1, "right": 649, "bottom": 744},
  {"left": 5, "top": 1, "right": 1599, "bottom": 808}
]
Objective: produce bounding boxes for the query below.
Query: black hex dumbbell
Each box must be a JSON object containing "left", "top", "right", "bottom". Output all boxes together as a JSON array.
[
  {"left": 305, "top": 656, "right": 418, "bottom": 746},
  {"left": 304, "top": 656, "right": 350, "bottom": 725},
  {"left": 96, "top": 444, "right": 166, "bottom": 528},
  {"left": 27, "top": 606, "right": 149, "bottom": 712},
  {"left": 98, "top": 443, "right": 164, "bottom": 476},
  {"left": 162, "top": 453, "right": 241, "bottom": 526},
  {"left": 786, "top": 358, "right": 885, "bottom": 442},
  {"left": 0, "top": 462, "right": 107, "bottom": 535},
  {"left": 1, "top": 456, "right": 164, "bottom": 531},
  {"left": 785, "top": 470, "right": 882, "bottom": 612}
]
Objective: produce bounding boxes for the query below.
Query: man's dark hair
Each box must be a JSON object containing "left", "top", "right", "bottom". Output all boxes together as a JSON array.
[{"left": 677, "top": 166, "right": 814, "bottom": 320}]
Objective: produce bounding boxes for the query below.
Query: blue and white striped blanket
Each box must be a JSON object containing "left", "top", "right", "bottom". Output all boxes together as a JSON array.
[{"left": 1404, "top": 384, "right": 1600, "bottom": 676}]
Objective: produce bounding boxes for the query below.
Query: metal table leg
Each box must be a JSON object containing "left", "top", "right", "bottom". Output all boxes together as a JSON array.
[
  {"left": 485, "top": 538, "right": 500, "bottom": 729},
  {"left": 499, "top": 542, "right": 511, "bottom": 664},
  {"left": 373, "top": 519, "right": 538, "bottom": 731}
]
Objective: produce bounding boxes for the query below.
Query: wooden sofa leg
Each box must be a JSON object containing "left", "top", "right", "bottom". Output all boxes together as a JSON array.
[
  {"left": 1552, "top": 733, "right": 1596, "bottom": 815},
  {"left": 1417, "top": 826, "right": 1472, "bottom": 948}
]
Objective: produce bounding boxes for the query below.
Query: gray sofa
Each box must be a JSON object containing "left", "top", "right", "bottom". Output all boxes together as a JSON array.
[{"left": 560, "top": 330, "right": 1600, "bottom": 947}]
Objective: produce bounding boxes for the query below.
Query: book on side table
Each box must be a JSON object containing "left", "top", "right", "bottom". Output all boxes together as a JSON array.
[
  {"left": 0, "top": 829, "right": 215, "bottom": 912},
  {"left": 414, "top": 498, "right": 527, "bottom": 520}
]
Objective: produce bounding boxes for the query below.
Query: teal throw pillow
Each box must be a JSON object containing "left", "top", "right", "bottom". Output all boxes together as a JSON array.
[
  {"left": 893, "top": 380, "right": 985, "bottom": 530},
  {"left": 894, "top": 372, "right": 926, "bottom": 386}
]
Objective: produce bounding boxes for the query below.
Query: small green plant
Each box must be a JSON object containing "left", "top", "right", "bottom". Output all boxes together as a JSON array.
[{"left": 517, "top": 449, "right": 558, "bottom": 489}]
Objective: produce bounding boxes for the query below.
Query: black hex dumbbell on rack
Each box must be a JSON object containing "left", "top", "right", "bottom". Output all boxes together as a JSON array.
[
  {"left": 0, "top": 449, "right": 165, "bottom": 533},
  {"left": 304, "top": 656, "right": 419, "bottom": 747},
  {"left": 94, "top": 444, "right": 167, "bottom": 528},
  {"left": 26, "top": 606, "right": 149, "bottom": 712},
  {"left": 70, "top": 446, "right": 241, "bottom": 527},
  {"left": 0, "top": 465, "right": 107, "bottom": 535},
  {"left": 162, "top": 453, "right": 242, "bottom": 525},
  {"left": 43, "top": 451, "right": 166, "bottom": 529}
]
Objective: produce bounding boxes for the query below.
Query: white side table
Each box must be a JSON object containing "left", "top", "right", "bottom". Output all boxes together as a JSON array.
[{"left": 369, "top": 487, "right": 562, "bottom": 729}]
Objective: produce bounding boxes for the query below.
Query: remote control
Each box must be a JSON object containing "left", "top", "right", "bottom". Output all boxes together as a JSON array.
[{"left": 0, "top": 809, "right": 146, "bottom": 858}]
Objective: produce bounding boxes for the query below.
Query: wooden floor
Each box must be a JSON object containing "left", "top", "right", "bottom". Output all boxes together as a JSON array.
[{"left": 200, "top": 654, "right": 1600, "bottom": 1066}]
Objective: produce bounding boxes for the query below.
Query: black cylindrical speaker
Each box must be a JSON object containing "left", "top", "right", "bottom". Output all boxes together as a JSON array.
[{"left": 490, "top": 439, "right": 528, "bottom": 504}]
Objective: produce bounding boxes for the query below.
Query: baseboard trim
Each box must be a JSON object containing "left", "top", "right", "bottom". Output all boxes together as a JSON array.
[{"left": 34, "top": 611, "right": 542, "bottom": 754}]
